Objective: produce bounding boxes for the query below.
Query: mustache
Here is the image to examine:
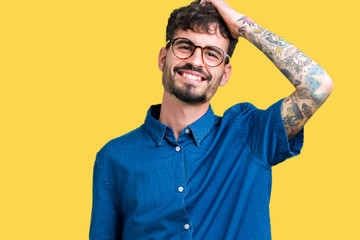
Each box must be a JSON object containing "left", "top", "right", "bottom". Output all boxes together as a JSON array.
[{"left": 173, "top": 63, "right": 212, "bottom": 81}]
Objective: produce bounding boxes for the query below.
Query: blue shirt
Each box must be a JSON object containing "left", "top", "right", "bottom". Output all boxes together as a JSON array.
[{"left": 90, "top": 99, "right": 304, "bottom": 240}]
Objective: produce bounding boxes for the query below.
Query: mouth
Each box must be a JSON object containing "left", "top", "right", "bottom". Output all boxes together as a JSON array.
[{"left": 176, "top": 70, "right": 207, "bottom": 82}]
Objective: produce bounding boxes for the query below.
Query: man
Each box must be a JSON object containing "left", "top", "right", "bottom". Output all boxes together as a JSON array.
[{"left": 90, "top": 0, "right": 333, "bottom": 239}]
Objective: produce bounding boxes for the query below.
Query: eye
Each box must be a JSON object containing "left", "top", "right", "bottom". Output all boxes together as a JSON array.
[
  {"left": 205, "top": 51, "right": 220, "bottom": 60},
  {"left": 174, "top": 39, "right": 195, "bottom": 53},
  {"left": 179, "top": 45, "right": 191, "bottom": 51}
]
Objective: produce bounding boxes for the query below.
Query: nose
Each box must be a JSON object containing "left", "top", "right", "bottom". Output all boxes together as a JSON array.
[{"left": 188, "top": 47, "right": 205, "bottom": 68}]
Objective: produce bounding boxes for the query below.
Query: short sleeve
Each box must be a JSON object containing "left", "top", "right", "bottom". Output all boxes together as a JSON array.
[
  {"left": 242, "top": 99, "right": 304, "bottom": 167},
  {"left": 89, "top": 150, "right": 122, "bottom": 240}
]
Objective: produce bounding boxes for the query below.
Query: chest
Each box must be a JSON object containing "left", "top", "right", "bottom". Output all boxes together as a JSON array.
[{"left": 113, "top": 134, "right": 270, "bottom": 220}]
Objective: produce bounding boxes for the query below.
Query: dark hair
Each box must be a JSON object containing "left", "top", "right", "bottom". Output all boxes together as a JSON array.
[{"left": 166, "top": 0, "right": 238, "bottom": 60}]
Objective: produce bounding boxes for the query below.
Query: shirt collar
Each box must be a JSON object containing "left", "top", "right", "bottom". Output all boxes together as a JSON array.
[
  {"left": 187, "top": 105, "right": 215, "bottom": 146},
  {"left": 143, "top": 104, "right": 167, "bottom": 146},
  {"left": 143, "top": 104, "right": 216, "bottom": 147}
]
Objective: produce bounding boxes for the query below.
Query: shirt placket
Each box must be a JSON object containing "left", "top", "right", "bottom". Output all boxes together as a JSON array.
[{"left": 173, "top": 143, "right": 193, "bottom": 239}]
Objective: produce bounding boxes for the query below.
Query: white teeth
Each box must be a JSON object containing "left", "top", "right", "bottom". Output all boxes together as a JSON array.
[{"left": 183, "top": 73, "right": 202, "bottom": 81}]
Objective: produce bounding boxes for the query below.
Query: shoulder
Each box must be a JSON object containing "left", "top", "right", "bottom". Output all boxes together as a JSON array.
[
  {"left": 223, "top": 99, "right": 285, "bottom": 121},
  {"left": 219, "top": 101, "right": 283, "bottom": 137},
  {"left": 222, "top": 102, "right": 262, "bottom": 124},
  {"left": 96, "top": 125, "right": 147, "bottom": 162},
  {"left": 224, "top": 102, "right": 260, "bottom": 116},
  {"left": 212, "top": 102, "right": 262, "bottom": 138}
]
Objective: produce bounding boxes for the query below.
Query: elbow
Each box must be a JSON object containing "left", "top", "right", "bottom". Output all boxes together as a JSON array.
[
  {"left": 308, "top": 71, "right": 334, "bottom": 103},
  {"left": 323, "top": 72, "right": 334, "bottom": 96}
]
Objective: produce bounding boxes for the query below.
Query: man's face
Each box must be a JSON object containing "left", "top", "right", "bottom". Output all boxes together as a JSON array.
[{"left": 158, "top": 27, "right": 232, "bottom": 104}]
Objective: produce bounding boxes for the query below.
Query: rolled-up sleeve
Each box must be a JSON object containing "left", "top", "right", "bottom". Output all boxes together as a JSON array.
[{"left": 243, "top": 98, "right": 304, "bottom": 167}]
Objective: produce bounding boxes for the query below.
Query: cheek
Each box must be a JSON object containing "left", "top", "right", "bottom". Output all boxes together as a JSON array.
[
  {"left": 164, "top": 58, "right": 179, "bottom": 72},
  {"left": 210, "top": 69, "right": 224, "bottom": 82},
  {"left": 162, "top": 59, "right": 173, "bottom": 74},
  {"left": 163, "top": 61, "right": 178, "bottom": 81}
]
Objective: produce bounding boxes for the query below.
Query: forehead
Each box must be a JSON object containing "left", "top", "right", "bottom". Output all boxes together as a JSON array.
[{"left": 173, "top": 27, "right": 230, "bottom": 53}]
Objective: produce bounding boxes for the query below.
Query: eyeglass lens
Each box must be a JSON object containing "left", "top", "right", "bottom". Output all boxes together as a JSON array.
[{"left": 172, "top": 39, "right": 225, "bottom": 67}]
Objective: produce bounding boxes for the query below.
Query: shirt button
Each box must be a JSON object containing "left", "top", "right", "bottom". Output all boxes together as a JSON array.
[
  {"left": 175, "top": 146, "right": 181, "bottom": 152},
  {"left": 185, "top": 128, "right": 190, "bottom": 134},
  {"left": 178, "top": 186, "right": 184, "bottom": 193},
  {"left": 184, "top": 224, "right": 190, "bottom": 230}
]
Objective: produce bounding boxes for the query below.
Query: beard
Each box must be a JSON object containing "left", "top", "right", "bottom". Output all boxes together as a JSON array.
[
  {"left": 167, "top": 80, "right": 207, "bottom": 104},
  {"left": 162, "top": 62, "right": 220, "bottom": 104}
]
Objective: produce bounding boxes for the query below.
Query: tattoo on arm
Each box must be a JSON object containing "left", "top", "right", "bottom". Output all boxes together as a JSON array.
[
  {"left": 305, "top": 64, "right": 328, "bottom": 105},
  {"left": 238, "top": 16, "right": 333, "bottom": 139},
  {"left": 281, "top": 49, "right": 312, "bottom": 74},
  {"left": 281, "top": 95, "right": 312, "bottom": 140}
]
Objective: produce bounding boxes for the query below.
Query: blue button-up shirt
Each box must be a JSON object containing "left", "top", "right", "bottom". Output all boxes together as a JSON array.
[{"left": 90, "top": 99, "right": 304, "bottom": 240}]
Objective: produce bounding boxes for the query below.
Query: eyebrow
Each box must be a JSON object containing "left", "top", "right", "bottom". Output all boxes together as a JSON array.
[{"left": 175, "top": 39, "right": 193, "bottom": 45}]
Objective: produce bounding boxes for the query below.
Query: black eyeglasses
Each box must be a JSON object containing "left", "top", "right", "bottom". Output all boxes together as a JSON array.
[{"left": 167, "top": 38, "right": 230, "bottom": 67}]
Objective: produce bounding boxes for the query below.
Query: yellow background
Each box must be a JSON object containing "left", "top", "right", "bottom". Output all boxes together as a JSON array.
[{"left": 1, "top": 0, "right": 358, "bottom": 239}]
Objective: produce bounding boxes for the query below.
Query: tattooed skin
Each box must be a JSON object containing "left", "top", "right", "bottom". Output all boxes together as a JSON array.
[
  {"left": 296, "top": 88, "right": 311, "bottom": 100},
  {"left": 253, "top": 28, "right": 289, "bottom": 57},
  {"left": 238, "top": 16, "right": 254, "bottom": 38},
  {"left": 302, "top": 103, "right": 312, "bottom": 118},
  {"left": 238, "top": 16, "right": 256, "bottom": 27},
  {"left": 282, "top": 50, "right": 312, "bottom": 74},
  {"left": 236, "top": 16, "right": 332, "bottom": 139},
  {"left": 279, "top": 68, "right": 295, "bottom": 85},
  {"left": 247, "top": 31, "right": 274, "bottom": 60},
  {"left": 293, "top": 50, "right": 312, "bottom": 67},
  {"left": 238, "top": 26, "right": 247, "bottom": 38},
  {"left": 284, "top": 46, "right": 296, "bottom": 57},
  {"left": 305, "top": 64, "right": 328, "bottom": 105},
  {"left": 281, "top": 97, "right": 305, "bottom": 138}
]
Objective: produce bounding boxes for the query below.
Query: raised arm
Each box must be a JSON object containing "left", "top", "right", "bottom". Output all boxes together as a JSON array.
[{"left": 202, "top": 0, "right": 333, "bottom": 140}]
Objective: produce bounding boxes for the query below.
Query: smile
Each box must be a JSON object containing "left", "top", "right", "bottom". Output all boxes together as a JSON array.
[
  {"left": 176, "top": 70, "right": 207, "bottom": 82},
  {"left": 183, "top": 72, "right": 202, "bottom": 81}
]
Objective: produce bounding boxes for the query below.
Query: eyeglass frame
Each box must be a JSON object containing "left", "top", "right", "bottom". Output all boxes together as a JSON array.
[{"left": 166, "top": 37, "right": 230, "bottom": 67}]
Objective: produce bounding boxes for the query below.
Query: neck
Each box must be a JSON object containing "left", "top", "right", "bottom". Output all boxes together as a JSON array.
[{"left": 159, "top": 91, "right": 210, "bottom": 141}]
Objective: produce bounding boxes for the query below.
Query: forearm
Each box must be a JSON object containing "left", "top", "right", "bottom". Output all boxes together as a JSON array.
[
  {"left": 205, "top": 0, "right": 333, "bottom": 103},
  {"left": 237, "top": 17, "right": 333, "bottom": 139},
  {"left": 204, "top": 0, "right": 333, "bottom": 139},
  {"left": 236, "top": 16, "right": 333, "bottom": 104}
]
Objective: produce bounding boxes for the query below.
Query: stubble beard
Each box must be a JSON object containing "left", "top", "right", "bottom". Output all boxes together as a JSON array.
[{"left": 162, "top": 62, "right": 221, "bottom": 105}]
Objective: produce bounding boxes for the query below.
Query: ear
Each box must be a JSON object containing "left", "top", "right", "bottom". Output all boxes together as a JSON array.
[
  {"left": 220, "top": 63, "right": 232, "bottom": 86},
  {"left": 158, "top": 47, "right": 168, "bottom": 71}
]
